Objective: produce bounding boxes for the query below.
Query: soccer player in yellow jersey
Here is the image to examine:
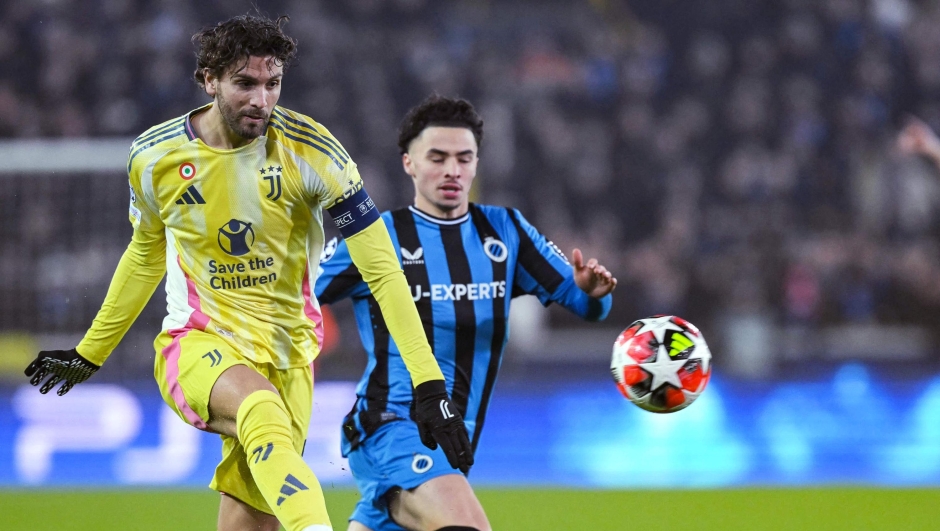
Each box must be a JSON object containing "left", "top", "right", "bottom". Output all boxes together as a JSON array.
[{"left": 22, "top": 14, "right": 472, "bottom": 531}]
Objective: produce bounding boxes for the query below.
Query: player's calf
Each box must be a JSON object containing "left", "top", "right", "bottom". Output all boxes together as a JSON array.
[{"left": 237, "top": 390, "right": 332, "bottom": 531}]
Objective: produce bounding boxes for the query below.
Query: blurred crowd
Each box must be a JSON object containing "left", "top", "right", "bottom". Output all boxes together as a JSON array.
[{"left": 5, "top": 0, "right": 940, "bottom": 363}]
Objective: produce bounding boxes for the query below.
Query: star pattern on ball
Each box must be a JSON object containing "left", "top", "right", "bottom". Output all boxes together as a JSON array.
[
  {"left": 634, "top": 316, "right": 685, "bottom": 344},
  {"left": 642, "top": 343, "right": 687, "bottom": 391}
]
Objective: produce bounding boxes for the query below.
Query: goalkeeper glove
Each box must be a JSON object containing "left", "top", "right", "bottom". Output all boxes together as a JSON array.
[
  {"left": 413, "top": 379, "right": 474, "bottom": 474},
  {"left": 24, "top": 348, "right": 99, "bottom": 396}
]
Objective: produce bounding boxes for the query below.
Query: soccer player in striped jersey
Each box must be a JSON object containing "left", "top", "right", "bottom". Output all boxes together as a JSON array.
[
  {"left": 316, "top": 96, "right": 618, "bottom": 531},
  {"left": 22, "top": 16, "right": 471, "bottom": 531}
]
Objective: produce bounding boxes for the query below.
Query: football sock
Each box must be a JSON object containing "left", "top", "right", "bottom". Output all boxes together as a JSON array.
[{"left": 236, "top": 390, "right": 332, "bottom": 531}]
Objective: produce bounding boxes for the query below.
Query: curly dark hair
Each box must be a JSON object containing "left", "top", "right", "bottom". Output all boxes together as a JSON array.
[
  {"left": 192, "top": 14, "right": 297, "bottom": 88},
  {"left": 398, "top": 95, "right": 484, "bottom": 154}
]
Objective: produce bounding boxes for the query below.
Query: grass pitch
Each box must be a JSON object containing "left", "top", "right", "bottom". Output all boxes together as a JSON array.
[{"left": 1, "top": 487, "right": 937, "bottom": 530}]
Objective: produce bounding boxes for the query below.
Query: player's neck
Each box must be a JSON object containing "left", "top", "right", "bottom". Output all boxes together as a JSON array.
[
  {"left": 191, "top": 104, "right": 255, "bottom": 149},
  {"left": 413, "top": 198, "right": 469, "bottom": 220}
]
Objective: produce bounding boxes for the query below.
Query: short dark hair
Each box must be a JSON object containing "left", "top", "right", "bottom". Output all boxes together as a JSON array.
[
  {"left": 192, "top": 14, "right": 298, "bottom": 88},
  {"left": 398, "top": 95, "right": 484, "bottom": 154}
]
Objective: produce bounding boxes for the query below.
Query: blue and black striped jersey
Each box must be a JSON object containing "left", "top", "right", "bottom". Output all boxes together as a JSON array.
[{"left": 315, "top": 203, "right": 612, "bottom": 455}]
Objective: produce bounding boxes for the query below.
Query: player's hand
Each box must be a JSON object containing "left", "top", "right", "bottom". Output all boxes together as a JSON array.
[
  {"left": 413, "top": 379, "right": 473, "bottom": 474},
  {"left": 898, "top": 116, "right": 940, "bottom": 161},
  {"left": 572, "top": 248, "right": 617, "bottom": 298},
  {"left": 24, "top": 348, "right": 100, "bottom": 396}
]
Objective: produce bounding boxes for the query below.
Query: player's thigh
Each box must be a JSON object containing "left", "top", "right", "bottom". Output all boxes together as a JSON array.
[
  {"left": 154, "top": 329, "right": 253, "bottom": 434},
  {"left": 206, "top": 363, "right": 280, "bottom": 436},
  {"left": 389, "top": 474, "right": 490, "bottom": 531},
  {"left": 346, "top": 419, "right": 479, "bottom": 531},
  {"left": 218, "top": 492, "right": 280, "bottom": 531}
]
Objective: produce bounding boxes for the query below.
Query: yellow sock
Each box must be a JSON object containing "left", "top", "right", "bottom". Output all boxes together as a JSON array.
[{"left": 236, "top": 390, "right": 332, "bottom": 531}]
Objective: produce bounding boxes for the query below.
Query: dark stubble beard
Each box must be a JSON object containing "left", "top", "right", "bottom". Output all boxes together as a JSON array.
[{"left": 217, "top": 90, "right": 268, "bottom": 140}]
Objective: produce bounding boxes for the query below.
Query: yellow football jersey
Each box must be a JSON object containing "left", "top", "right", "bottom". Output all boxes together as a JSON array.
[{"left": 77, "top": 104, "right": 407, "bottom": 371}]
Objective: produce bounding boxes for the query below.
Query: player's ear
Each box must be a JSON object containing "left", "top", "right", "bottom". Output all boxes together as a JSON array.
[
  {"left": 402, "top": 152, "right": 416, "bottom": 178},
  {"left": 203, "top": 69, "right": 218, "bottom": 97}
]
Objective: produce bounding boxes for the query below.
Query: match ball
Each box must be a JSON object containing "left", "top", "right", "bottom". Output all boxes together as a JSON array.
[{"left": 611, "top": 315, "right": 712, "bottom": 413}]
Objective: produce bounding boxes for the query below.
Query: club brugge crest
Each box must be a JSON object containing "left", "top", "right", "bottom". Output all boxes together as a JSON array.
[
  {"left": 411, "top": 454, "right": 434, "bottom": 473},
  {"left": 218, "top": 219, "right": 255, "bottom": 256},
  {"left": 483, "top": 237, "right": 508, "bottom": 263}
]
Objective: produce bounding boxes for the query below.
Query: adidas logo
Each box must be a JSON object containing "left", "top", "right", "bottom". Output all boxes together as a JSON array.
[
  {"left": 401, "top": 246, "right": 424, "bottom": 265},
  {"left": 277, "top": 474, "right": 309, "bottom": 506},
  {"left": 175, "top": 185, "right": 206, "bottom": 205}
]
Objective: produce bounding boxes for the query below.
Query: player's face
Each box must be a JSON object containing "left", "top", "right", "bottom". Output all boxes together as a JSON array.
[
  {"left": 403, "top": 126, "right": 478, "bottom": 218},
  {"left": 205, "top": 55, "right": 282, "bottom": 140}
]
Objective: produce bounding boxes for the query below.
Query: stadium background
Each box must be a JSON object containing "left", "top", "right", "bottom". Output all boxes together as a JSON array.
[{"left": 3, "top": 0, "right": 940, "bottom": 528}]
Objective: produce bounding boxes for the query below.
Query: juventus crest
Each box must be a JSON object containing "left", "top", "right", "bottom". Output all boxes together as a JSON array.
[{"left": 259, "top": 164, "right": 282, "bottom": 201}]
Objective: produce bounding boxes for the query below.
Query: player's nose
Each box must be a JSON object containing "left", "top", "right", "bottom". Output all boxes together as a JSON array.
[
  {"left": 249, "top": 87, "right": 268, "bottom": 108},
  {"left": 443, "top": 157, "right": 461, "bottom": 177}
]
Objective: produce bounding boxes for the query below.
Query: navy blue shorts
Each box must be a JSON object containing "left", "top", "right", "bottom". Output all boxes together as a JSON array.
[{"left": 346, "top": 419, "right": 464, "bottom": 531}]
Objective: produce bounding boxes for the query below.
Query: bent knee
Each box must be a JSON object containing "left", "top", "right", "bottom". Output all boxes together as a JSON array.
[{"left": 236, "top": 390, "right": 292, "bottom": 444}]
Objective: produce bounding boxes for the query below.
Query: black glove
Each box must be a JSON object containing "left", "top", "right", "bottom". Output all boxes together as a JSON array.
[
  {"left": 413, "top": 380, "right": 474, "bottom": 474},
  {"left": 24, "top": 348, "right": 100, "bottom": 396}
]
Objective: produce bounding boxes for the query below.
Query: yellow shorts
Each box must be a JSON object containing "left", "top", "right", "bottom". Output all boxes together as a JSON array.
[{"left": 153, "top": 328, "right": 313, "bottom": 514}]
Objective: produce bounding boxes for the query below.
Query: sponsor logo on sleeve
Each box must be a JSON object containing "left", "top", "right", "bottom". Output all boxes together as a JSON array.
[
  {"left": 129, "top": 204, "right": 142, "bottom": 225},
  {"left": 547, "top": 240, "right": 569, "bottom": 264}
]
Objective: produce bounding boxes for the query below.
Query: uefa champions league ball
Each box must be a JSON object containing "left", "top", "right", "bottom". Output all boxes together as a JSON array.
[{"left": 611, "top": 315, "right": 712, "bottom": 413}]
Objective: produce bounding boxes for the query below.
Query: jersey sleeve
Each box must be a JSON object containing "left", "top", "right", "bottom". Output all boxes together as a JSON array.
[
  {"left": 273, "top": 110, "right": 380, "bottom": 237},
  {"left": 507, "top": 208, "right": 612, "bottom": 322},
  {"left": 314, "top": 236, "right": 369, "bottom": 303},
  {"left": 280, "top": 112, "right": 442, "bottom": 383},
  {"left": 76, "top": 152, "right": 167, "bottom": 365}
]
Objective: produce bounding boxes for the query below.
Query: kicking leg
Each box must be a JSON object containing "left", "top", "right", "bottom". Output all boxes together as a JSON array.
[
  {"left": 387, "top": 474, "right": 490, "bottom": 531},
  {"left": 209, "top": 364, "right": 331, "bottom": 531}
]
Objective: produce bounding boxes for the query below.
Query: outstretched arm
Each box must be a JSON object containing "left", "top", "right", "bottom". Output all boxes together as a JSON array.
[
  {"left": 571, "top": 248, "right": 618, "bottom": 299},
  {"left": 898, "top": 116, "right": 940, "bottom": 170},
  {"left": 26, "top": 225, "right": 166, "bottom": 395},
  {"left": 75, "top": 226, "right": 167, "bottom": 364},
  {"left": 509, "top": 208, "right": 616, "bottom": 322}
]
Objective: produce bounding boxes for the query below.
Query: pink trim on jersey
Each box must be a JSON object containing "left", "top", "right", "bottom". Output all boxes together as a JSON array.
[
  {"left": 157, "top": 256, "right": 212, "bottom": 431},
  {"left": 302, "top": 265, "right": 325, "bottom": 347},
  {"left": 161, "top": 328, "right": 208, "bottom": 430},
  {"left": 178, "top": 256, "right": 209, "bottom": 331}
]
